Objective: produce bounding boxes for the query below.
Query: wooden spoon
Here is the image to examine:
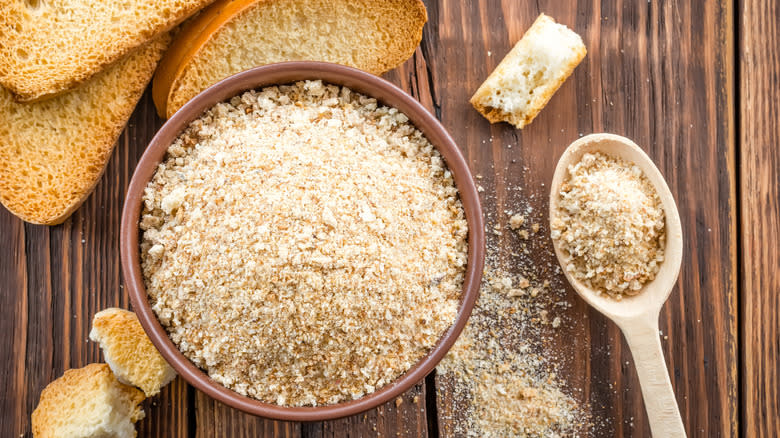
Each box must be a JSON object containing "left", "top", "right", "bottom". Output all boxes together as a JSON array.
[{"left": 549, "top": 133, "right": 686, "bottom": 437}]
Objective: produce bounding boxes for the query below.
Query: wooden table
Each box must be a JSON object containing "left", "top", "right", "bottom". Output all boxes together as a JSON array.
[{"left": 2, "top": 0, "right": 777, "bottom": 436}]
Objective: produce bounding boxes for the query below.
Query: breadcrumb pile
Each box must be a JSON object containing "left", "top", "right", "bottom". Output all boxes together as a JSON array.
[
  {"left": 140, "top": 81, "right": 467, "bottom": 406},
  {"left": 551, "top": 152, "right": 665, "bottom": 298}
]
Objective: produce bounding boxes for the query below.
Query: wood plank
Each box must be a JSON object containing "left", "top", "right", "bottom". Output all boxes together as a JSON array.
[
  {"left": 739, "top": 0, "right": 780, "bottom": 436},
  {"left": 0, "top": 208, "right": 28, "bottom": 437},
  {"left": 429, "top": 0, "right": 737, "bottom": 436},
  {"left": 302, "top": 383, "right": 428, "bottom": 438},
  {"left": 195, "top": 391, "right": 300, "bottom": 438}
]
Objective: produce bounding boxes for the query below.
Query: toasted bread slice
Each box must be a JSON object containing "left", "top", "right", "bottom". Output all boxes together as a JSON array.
[
  {"left": 0, "top": 0, "right": 212, "bottom": 101},
  {"left": 31, "top": 363, "right": 145, "bottom": 438},
  {"left": 90, "top": 308, "right": 177, "bottom": 397},
  {"left": 154, "top": 0, "right": 427, "bottom": 118},
  {"left": 0, "top": 36, "right": 169, "bottom": 225},
  {"left": 470, "top": 14, "right": 586, "bottom": 129}
]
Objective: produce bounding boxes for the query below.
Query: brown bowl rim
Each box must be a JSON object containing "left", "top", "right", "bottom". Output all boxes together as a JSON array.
[{"left": 120, "top": 61, "right": 485, "bottom": 421}]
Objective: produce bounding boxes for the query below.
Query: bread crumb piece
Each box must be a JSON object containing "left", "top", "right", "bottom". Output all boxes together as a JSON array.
[
  {"left": 517, "top": 277, "right": 530, "bottom": 288},
  {"left": 508, "top": 214, "right": 525, "bottom": 230},
  {"left": 518, "top": 230, "right": 529, "bottom": 240}
]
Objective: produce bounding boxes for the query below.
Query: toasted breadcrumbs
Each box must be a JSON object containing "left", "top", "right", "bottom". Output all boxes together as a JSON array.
[
  {"left": 140, "top": 81, "right": 467, "bottom": 406},
  {"left": 550, "top": 152, "right": 665, "bottom": 298}
]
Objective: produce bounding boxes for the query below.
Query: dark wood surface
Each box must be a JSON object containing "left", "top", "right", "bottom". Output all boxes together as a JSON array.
[
  {"left": 739, "top": 0, "right": 780, "bottom": 436},
  {"left": 1, "top": 0, "right": 776, "bottom": 436}
]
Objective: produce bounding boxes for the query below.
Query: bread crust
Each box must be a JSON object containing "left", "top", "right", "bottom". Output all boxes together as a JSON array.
[
  {"left": 0, "top": 35, "right": 170, "bottom": 225},
  {"left": 0, "top": 0, "right": 213, "bottom": 101}
]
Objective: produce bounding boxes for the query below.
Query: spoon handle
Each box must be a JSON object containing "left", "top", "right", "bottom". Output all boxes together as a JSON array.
[{"left": 620, "top": 317, "right": 686, "bottom": 438}]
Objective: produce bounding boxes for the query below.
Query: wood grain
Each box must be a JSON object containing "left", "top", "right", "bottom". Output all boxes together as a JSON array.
[
  {"left": 194, "top": 392, "right": 300, "bottom": 438},
  {"left": 0, "top": 0, "right": 767, "bottom": 436},
  {"left": 739, "top": 0, "right": 780, "bottom": 436},
  {"left": 303, "top": 383, "right": 429, "bottom": 438}
]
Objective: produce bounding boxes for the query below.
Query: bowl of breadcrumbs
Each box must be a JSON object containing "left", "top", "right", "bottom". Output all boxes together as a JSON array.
[{"left": 120, "top": 62, "right": 485, "bottom": 421}]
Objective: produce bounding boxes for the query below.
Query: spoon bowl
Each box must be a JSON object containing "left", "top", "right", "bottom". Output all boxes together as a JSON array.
[
  {"left": 549, "top": 133, "right": 683, "bottom": 324},
  {"left": 549, "top": 133, "right": 686, "bottom": 437}
]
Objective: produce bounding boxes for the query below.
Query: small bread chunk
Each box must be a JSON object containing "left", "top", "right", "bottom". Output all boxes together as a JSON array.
[
  {"left": 31, "top": 364, "right": 144, "bottom": 438},
  {"left": 470, "top": 14, "right": 586, "bottom": 129},
  {"left": 90, "top": 308, "right": 177, "bottom": 397}
]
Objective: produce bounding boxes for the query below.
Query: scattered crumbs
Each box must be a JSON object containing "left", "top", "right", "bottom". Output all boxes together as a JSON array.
[
  {"left": 488, "top": 50, "right": 492, "bottom": 56},
  {"left": 478, "top": 185, "right": 485, "bottom": 193},
  {"left": 395, "top": 397, "right": 403, "bottom": 408},
  {"left": 437, "top": 180, "right": 592, "bottom": 436}
]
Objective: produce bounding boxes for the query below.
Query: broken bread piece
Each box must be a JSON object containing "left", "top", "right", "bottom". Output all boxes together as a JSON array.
[
  {"left": 90, "top": 308, "right": 177, "bottom": 397},
  {"left": 31, "top": 364, "right": 145, "bottom": 438},
  {"left": 470, "top": 14, "right": 586, "bottom": 129}
]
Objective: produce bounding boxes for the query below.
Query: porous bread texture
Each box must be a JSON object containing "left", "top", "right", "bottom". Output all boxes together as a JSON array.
[
  {"left": 90, "top": 308, "right": 177, "bottom": 397},
  {"left": 31, "top": 363, "right": 145, "bottom": 438},
  {"left": 0, "top": 36, "right": 169, "bottom": 225},
  {"left": 470, "top": 14, "right": 586, "bottom": 129},
  {"left": 0, "top": 0, "right": 211, "bottom": 101},
  {"left": 163, "top": 0, "right": 426, "bottom": 118}
]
